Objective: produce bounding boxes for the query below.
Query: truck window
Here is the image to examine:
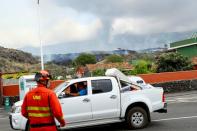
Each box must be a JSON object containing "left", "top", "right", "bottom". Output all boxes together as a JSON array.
[
  {"left": 91, "top": 79, "right": 112, "bottom": 94},
  {"left": 60, "top": 81, "right": 87, "bottom": 98}
]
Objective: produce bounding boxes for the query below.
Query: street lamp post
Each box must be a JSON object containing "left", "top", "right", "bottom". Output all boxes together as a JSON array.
[
  {"left": 0, "top": 71, "right": 3, "bottom": 106},
  {"left": 37, "top": 0, "right": 44, "bottom": 70}
]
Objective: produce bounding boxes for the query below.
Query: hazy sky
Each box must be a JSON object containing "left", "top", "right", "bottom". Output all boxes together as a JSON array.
[{"left": 0, "top": 0, "right": 197, "bottom": 54}]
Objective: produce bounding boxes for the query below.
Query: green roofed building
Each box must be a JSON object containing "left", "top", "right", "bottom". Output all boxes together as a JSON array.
[{"left": 169, "top": 34, "right": 197, "bottom": 58}]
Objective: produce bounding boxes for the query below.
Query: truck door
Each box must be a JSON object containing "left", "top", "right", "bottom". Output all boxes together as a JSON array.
[
  {"left": 58, "top": 81, "right": 92, "bottom": 123},
  {"left": 90, "top": 78, "right": 120, "bottom": 119}
]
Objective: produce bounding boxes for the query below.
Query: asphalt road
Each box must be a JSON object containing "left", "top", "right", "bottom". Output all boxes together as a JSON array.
[
  {"left": 0, "top": 107, "right": 11, "bottom": 131},
  {"left": 1, "top": 91, "right": 197, "bottom": 131}
]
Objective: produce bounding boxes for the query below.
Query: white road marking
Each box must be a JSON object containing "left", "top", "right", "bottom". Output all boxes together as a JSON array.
[
  {"left": 176, "top": 96, "right": 197, "bottom": 100},
  {"left": 153, "top": 115, "right": 197, "bottom": 122},
  {"left": 166, "top": 96, "right": 197, "bottom": 103},
  {"left": 0, "top": 117, "right": 8, "bottom": 120},
  {"left": 166, "top": 99, "right": 176, "bottom": 102},
  {"left": 0, "top": 114, "right": 8, "bottom": 120},
  {"left": 168, "top": 101, "right": 197, "bottom": 104}
]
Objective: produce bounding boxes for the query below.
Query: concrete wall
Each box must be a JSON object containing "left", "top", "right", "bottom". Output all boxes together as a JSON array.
[
  {"left": 139, "top": 70, "right": 197, "bottom": 84},
  {"left": 3, "top": 85, "right": 19, "bottom": 96},
  {"left": 152, "top": 79, "right": 197, "bottom": 93}
]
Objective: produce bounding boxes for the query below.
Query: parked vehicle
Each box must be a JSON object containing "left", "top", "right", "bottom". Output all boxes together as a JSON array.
[{"left": 9, "top": 68, "right": 167, "bottom": 130}]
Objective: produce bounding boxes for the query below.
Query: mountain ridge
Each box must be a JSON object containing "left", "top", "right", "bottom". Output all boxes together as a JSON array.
[{"left": 0, "top": 46, "right": 39, "bottom": 73}]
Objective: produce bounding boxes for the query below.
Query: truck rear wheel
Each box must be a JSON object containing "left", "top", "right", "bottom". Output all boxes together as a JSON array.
[{"left": 126, "top": 107, "right": 149, "bottom": 129}]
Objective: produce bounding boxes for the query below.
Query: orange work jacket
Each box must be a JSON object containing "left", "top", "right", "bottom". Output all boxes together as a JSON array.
[{"left": 21, "top": 84, "right": 65, "bottom": 131}]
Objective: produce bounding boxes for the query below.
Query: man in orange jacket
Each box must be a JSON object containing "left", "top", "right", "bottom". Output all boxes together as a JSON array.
[{"left": 21, "top": 70, "right": 66, "bottom": 131}]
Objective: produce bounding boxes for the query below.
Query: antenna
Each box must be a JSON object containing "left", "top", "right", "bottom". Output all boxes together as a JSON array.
[{"left": 37, "top": 0, "right": 44, "bottom": 70}]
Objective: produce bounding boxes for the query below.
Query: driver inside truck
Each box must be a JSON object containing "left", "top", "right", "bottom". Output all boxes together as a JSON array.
[{"left": 65, "top": 82, "right": 87, "bottom": 96}]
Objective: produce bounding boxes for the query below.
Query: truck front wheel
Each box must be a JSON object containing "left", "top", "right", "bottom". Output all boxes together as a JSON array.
[{"left": 126, "top": 107, "right": 149, "bottom": 129}]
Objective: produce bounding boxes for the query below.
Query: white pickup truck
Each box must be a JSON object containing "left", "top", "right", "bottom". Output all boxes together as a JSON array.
[{"left": 9, "top": 68, "right": 167, "bottom": 130}]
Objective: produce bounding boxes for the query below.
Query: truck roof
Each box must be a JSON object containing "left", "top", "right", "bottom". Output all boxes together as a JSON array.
[
  {"left": 69, "top": 68, "right": 140, "bottom": 84},
  {"left": 69, "top": 76, "right": 115, "bottom": 83}
]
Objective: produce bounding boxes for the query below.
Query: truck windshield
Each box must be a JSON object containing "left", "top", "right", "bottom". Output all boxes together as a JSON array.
[{"left": 53, "top": 82, "right": 68, "bottom": 93}]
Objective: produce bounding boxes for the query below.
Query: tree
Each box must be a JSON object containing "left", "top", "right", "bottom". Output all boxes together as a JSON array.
[
  {"left": 105, "top": 54, "right": 124, "bottom": 63},
  {"left": 156, "top": 52, "right": 193, "bottom": 73},
  {"left": 45, "top": 63, "right": 67, "bottom": 79},
  {"left": 134, "top": 60, "right": 149, "bottom": 74},
  {"left": 92, "top": 69, "right": 106, "bottom": 76},
  {"left": 74, "top": 53, "right": 96, "bottom": 66}
]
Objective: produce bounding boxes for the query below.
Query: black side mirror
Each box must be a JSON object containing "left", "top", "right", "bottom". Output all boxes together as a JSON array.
[{"left": 58, "top": 92, "right": 65, "bottom": 99}]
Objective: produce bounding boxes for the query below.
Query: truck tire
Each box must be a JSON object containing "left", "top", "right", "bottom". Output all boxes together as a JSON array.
[{"left": 126, "top": 107, "right": 149, "bottom": 129}]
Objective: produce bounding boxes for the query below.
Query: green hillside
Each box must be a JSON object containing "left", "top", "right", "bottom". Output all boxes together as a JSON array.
[{"left": 0, "top": 46, "right": 39, "bottom": 73}]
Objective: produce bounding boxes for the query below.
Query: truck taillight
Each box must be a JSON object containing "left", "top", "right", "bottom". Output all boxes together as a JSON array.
[{"left": 162, "top": 93, "right": 165, "bottom": 102}]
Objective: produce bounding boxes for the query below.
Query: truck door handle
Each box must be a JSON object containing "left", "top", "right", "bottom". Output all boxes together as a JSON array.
[
  {"left": 83, "top": 98, "right": 90, "bottom": 102},
  {"left": 110, "top": 95, "right": 117, "bottom": 99}
]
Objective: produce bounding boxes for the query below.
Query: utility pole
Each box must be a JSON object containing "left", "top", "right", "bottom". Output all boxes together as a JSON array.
[
  {"left": 0, "top": 71, "right": 3, "bottom": 106},
  {"left": 37, "top": 0, "right": 44, "bottom": 70}
]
